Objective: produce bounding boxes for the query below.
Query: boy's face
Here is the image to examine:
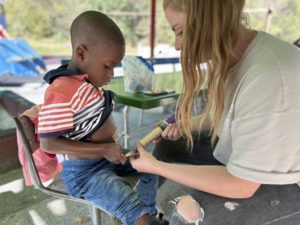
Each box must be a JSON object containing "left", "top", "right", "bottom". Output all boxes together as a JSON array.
[{"left": 82, "top": 41, "right": 125, "bottom": 87}]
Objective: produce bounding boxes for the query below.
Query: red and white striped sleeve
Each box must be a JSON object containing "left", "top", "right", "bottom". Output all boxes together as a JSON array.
[
  {"left": 38, "top": 74, "right": 102, "bottom": 138},
  {"left": 38, "top": 86, "right": 75, "bottom": 138}
]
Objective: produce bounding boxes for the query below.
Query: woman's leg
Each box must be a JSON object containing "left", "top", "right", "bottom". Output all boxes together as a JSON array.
[
  {"left": 170, "top": 184, "right": 300, "bottom": 225},
  {"left": 153, "top": 132, "right": 221, "bottom": 165},
  {"left": 153, "top": 132, "right": 222, "bottom": 187}
]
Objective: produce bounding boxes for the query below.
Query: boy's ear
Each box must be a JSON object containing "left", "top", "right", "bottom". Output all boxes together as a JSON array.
[{"left": 75, "top": 44, "right": 87, "bottom": 62}]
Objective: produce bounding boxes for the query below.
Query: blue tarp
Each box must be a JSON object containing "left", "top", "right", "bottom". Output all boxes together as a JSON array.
[{"left": 0, "top": 38, "right": 46, "bottom": 84}]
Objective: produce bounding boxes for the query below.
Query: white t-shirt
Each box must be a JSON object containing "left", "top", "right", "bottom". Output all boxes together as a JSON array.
[{"left": 213, "top": 31, "right": 300, "bottom": 185}]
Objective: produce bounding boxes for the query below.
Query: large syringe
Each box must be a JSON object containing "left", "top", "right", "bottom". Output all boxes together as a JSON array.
[{"left": 125, "top": 114, "right": 176, "bottom": 157}]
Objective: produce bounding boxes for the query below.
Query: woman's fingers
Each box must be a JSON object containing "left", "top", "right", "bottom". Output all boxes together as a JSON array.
[
  {"left": 161, "top": 124, "right": 181, "bottom": 141},
  {"left": 161, "top": 124, "right": 171, "bottom": 138},
  {"left": 130, "top": 144, "right": 156, "bottom": 173},
  {"left": 172, "top": 126, "right": 181, "bottom": 140},
  {"left": 129, "top": 145, "right": 143, "bottom": 160},
  {"left": 136, "top": 144, "right": 144, "bottom": 154},
  {"left": 167, "top": 124, "right": 177, "bottom": 139}
]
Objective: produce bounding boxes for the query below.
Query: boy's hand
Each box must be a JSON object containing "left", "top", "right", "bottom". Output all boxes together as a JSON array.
[{"left": 103, "top": 143, "right": 127, "bottom": 164}]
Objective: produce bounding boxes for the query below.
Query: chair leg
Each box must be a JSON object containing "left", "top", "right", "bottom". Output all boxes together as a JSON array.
[
  {"left": 123, "top": 105, "right": 129, "bottom": 148},
  {"left": 91, "top": 206, "right": 101, "bottom": 225}
]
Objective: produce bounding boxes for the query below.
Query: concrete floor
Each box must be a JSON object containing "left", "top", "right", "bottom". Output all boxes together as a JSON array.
[{"left": 0, "top": 168, "right": 191, "bottom": 225}]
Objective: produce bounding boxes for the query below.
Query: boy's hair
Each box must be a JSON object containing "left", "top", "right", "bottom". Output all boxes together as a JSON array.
[{"left": 70, "top": 10, "right": 125, "bottom": 50}]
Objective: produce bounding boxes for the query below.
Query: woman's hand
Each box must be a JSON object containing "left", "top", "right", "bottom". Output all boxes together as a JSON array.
[
  {"left": 152, "top": 122, "right": 182, "bottom": 144},
  {"left": 129, "top": 144, "right": 159, "bottom": 174},
  {"left": 103, "top": 143, "right": 127, "bottom": 164},
  {"left": 161, "top": 123, "right": 182, "bottom": 141}
]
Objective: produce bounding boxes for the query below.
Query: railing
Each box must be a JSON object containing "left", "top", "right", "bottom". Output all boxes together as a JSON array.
[{"left": 61, "top": 57, "right": 179, "bottom": 67}]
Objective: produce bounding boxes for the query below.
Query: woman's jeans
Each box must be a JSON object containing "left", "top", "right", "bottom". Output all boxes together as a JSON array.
[
  {"left": 153, "top": 132, "right": 300, "bottom": 225},
  {"left": 62, "top": 159, "right": 158, "bottom": 225}
]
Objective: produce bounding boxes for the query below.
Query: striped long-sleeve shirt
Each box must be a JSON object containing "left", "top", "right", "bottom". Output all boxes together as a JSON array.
[{"left": 38, "top": 73, "right": 114, "bottom": 141}]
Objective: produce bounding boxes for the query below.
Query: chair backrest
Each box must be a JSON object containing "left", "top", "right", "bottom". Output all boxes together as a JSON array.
[
  {"left": 15, "top": 115, "right": 107, "bottom": 225},
  {"left": 15, "top": 114, "right": 137, "bottom": 206},
  {"left": 14, "top": 115, "right": 43, "bottom": 188},
  {"left": 14, "top": 115, "right": 75, "bottom": 199}
]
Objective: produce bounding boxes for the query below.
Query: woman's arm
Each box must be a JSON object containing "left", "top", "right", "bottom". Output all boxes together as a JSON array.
[
  {"left": 40, "top": 137, "right": 126, "bottom": 164},
  {"left": 130, "top": 146, "right": 260, "bottom": 199},
  {"left": 156, "top": 162, "right": 259, "bottom": 199}
]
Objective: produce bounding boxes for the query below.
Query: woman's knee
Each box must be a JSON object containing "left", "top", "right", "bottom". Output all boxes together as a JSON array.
[{"left": 172, "top": 195, "right": 204, "bottom": 224}]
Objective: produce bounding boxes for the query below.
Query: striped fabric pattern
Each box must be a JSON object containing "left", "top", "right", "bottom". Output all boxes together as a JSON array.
[{"left": 38, "top": 74, "right": 108, "bottom": 140}]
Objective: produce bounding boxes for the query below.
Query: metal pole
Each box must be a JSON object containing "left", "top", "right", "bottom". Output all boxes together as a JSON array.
[
  {"left": 91, "top": 206, "right": 101, "bottom": 225},
  {"left": 264, "top": 7, "right": 273, "bottom": 32},
  {"left": 123, "top": 106, "right": 129, "bottom": 148},
  {"left": 150, "top": 0, "right": 156, "bottom": 63}
]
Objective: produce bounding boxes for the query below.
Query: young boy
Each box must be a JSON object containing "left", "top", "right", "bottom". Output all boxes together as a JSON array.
[{"left": 38, "top": 11, "right": 166, "bottom": 225}]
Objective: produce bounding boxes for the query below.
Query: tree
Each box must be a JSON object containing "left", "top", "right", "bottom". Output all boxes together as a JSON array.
[
  {"left": 5, "top": 0, "right": 92, "bottom": 39},
  {"left": 89, "top": 0, "right": 150, "bottom": 46},
  {"left": 245, "top": 0, "right": 300, "bottom": 42},
  {"left": 4, "top": 0, "right": 300, "bottom": 55}
]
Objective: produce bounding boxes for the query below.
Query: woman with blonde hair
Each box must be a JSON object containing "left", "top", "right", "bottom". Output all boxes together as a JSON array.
[{"left": 131, "top": 0, "right": 300, "bottom": 224}]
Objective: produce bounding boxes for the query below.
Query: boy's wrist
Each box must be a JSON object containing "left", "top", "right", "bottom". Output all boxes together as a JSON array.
[{"left": 97, "top": 143, "right": 110, "bottom": 156}]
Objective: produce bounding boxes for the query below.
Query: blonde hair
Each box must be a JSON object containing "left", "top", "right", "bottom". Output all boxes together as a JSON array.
[
  {"left": 163, "top": 0, "right": 184, "bottom": 11},
  {"left": 163, "top": 0, "right": 246, "bottom": 148}
]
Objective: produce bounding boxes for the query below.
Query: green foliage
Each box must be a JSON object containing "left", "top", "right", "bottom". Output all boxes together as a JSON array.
[
  {"left": 89, "top": 0, "right": 150, "bottom": 45},
  {"left": 5, "top": 0, "right": 53, "bottom": 38},
  {"left": 270, "top": 0, "right": 300, "bottom": 42},
  {"left": 155, "top": 0, "right": 174, "bottom": 45},
  {"left": 3, "top": 0, "right": 300, "bottom": 55},
  {"left": 245, "top": 0, "right": 300, "bottom": 42},
  {"left": 5, "top": 0, "right": 93, "bottom": 40}
]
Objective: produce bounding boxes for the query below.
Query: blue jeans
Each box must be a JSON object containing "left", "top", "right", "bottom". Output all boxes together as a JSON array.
[{"left": 62, "top": 159, "right": 158, "bottom": 225}]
